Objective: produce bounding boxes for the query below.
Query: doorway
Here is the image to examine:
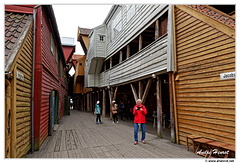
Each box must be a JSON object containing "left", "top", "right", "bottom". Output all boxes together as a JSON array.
[{"left": 49, "top": 90, "right": 59, "bottom": 135}]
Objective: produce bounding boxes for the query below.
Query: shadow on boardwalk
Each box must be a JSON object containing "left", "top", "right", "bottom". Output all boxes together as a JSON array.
[{"left": 27, "top": 110, "right": 201, "bottom": 159}]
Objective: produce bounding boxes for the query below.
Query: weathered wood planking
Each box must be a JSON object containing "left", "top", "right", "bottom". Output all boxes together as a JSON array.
[
  {"left": 27, "top": 110, "right": 200, "bottom": 158},
  {"left": 174, "top": 6, "right": 235, "bottom": 145},
  {"left": 13, "top": 23, "right": 33, "bottom": 158}
]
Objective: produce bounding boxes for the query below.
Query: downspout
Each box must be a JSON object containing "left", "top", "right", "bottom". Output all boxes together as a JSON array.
[{"left": 31, "top": 5, "right": 40, "bottom": 153}]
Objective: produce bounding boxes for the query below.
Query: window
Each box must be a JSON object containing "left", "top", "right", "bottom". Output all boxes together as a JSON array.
[
  {"left": 50, "top": 33, "right": 55, "bottom": 55},
  {"left": 99, "top": 35, "right": 105, "bottom": 41}
]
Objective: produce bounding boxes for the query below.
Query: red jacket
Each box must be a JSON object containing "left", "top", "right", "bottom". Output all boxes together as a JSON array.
[{"left": 133, "top": 104, "right": 147, "bottom": 123}]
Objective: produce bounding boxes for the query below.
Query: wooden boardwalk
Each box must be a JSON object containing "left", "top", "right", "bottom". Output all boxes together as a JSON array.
[{"left": 27, "top": 110, "right": 201, "bottom": 158}]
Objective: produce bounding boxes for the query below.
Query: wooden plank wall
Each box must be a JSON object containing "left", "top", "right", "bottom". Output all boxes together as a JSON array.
[
  {"left": 99, "top": 35, "right": 168, "bottom": 87},
  {"left": 38, "top": 7, "right": 69, "bottom": 147},
  {"left": 15, "top": 23, "right": 33, "bottom": 157},
  {"left": 174, "top": 6, "right": 235, "bottom": 145},
  {"left": 106, "top": 5, "right": 168, "bottom": 56}
]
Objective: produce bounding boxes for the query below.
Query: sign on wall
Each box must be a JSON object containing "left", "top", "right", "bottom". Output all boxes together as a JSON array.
[
  {"left": 220, "top": 72, "right": 235, "bottom": 80},
  {"left": 17, "top": 71, "right": 24, "bottom": 81}
]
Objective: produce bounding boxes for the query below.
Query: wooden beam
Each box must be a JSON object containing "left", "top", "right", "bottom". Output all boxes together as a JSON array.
[
  {"left": 11, "top": 67, "right": 17, "bottom": 158},
  {"left": 130, "top": 84, "right": 138, "bottom": 102},
  {"left": 108, "top": 88, "right": 113, "bottom": 119},
  {"left": 102, "top": 89, "right": 106, "bottom": 117},
  {"left": 172, "top": 5, "right": 179, "bottom": 144},
  {"left": 119, "top": 50, "right": 123, "bottom": 63},
  {"left": 110, "top": 57, "right": 112, "bottom": 68},
  {"left": 126, "top": 45, "right": 130, "bottom": 58},
  {"left": 156, "top": 75, "right": 163, "bottom": 138},
  {"left": 113, "top": 86, "right": 118, "bottom": 101},
  {"left": 142, "top": 78, "right": 152, "bottom": 104},
  {"left": 176, "top": 5, "right": 235, "bottom": 38},
  {"left": 169, "top": 72, "right": 176, "bottom": 143},
  {"left": 139, "top": 34, "right": 143, "bottom": 51},
  {"left": 155, "top": 19, "right": 160, "bottom": 40}
]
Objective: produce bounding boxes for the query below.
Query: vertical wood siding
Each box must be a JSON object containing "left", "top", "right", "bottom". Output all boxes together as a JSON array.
[
  {"left": 15, "top": 24, "right": 33, "bottom": 157},
  {"left": 174, "top": 6, "right": 235, "bottom": 145}
]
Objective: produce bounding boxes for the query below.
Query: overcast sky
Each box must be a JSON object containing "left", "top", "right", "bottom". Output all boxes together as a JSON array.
[{"left": 52, "top": 5, "right": 112, "bottom": 55}]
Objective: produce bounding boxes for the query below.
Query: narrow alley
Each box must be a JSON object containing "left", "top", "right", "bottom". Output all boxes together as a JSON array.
[{"left": 27, "top": 110, "right": 201, "bottom": 158}]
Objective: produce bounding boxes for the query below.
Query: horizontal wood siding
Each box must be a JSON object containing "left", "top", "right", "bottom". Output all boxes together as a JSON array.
[
  {"left": 174, "top": 6, "right": 235, "bottom": 145},
  {"left": 106, "top": 5, "right": 168, "bottom": 57},
  {"left": 15, "top": 24, "right": 33, "bottom": 157},
  {"left": 37, "top": 8, "right": 68, "bottom": 147},
  {"left": 100, "top": 34, "right": 168, "bottom": 87}
]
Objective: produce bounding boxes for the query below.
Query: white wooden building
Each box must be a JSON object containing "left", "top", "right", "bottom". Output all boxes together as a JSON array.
[{"left": 80, "top": 4, "right": 235, "bottom": 149}]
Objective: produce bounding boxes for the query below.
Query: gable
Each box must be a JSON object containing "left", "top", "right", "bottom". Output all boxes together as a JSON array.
[{"left": 5, "top": 12, "right": 33, "bottom": 71}]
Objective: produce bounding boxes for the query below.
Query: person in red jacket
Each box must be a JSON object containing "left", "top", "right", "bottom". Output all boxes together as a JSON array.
[{"left": 133, "top": 99, "right": 147, "bottom": 145}]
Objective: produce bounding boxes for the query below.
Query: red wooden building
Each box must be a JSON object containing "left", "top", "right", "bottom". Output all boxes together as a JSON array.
[
  {"left": 33, "top": 5, "right": 69, "bottom": 151},
  {"left": 5, "top": 5, "right": 69, "bottom": 156}
]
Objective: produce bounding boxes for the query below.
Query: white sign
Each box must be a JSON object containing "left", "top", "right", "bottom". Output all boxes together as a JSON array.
[
  {"left": 220, "top": 72, "right": 235, "bottom": 80},
  {"left": 17, "top": 71, "right": 24, "bottom": 81}
]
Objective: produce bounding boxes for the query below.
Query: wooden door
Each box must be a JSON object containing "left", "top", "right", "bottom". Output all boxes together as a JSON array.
[{"left": 49, "top": 90, "right": 55, "bottom": 135}]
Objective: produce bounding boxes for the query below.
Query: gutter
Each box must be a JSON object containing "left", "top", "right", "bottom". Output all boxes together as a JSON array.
[{"left": 31, "top": 4, "right": 40, "bottom": 153}]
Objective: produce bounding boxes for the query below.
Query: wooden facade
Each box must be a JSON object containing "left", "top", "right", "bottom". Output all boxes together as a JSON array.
[
  {"left": 174, "top": 5, "right": 235, "bottom": 146},
  {"left": 82, "top": 4, "right": 176, "bottom": 141},
  {"left": 85, "top": 5, "right": 173, "bottom": 88},
  {"left": 34, "top": 5, "right": 69, "bottom": 150},
  {"left": 74, "top": 55, "right": 86, "bottom": 94},
  {"left": 5, "top": 5, "right": 70, "bottom": 157},
  {"left": 5, "top": 10, "right": 33, "bottom": 158},
  {"left": 80, "top": 4, "right": 235, "bottom": 148}
]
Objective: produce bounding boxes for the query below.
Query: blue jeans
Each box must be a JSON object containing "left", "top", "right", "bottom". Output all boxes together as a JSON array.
[{"left": 134, "top": 123, "right": 146, "bottom": 142}]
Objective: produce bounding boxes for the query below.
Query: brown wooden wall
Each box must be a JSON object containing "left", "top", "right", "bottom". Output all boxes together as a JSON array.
[
  {"left": 14, "top": 23, "right": 33, "bottom": 157},
  {"left": 174, "top": 5, "right": 235, "bottom": 145}
]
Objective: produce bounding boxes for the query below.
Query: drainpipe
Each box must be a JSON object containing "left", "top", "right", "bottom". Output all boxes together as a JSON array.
[{"left": 31, "top": 5, "right": 40, "bottom": 153}]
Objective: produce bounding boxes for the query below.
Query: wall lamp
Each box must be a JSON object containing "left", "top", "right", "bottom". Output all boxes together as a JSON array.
[{"left": 152, "top": 74, "right": 158, "bottom": 82}]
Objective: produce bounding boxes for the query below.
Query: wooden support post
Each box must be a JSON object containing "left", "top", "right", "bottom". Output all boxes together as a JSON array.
[
  {"left": 126, "top": 45, "right": 130, "bottom": 58},
  {"left": 130, "top": 84, "right": 138, "bottom": 102},
  {"left": 156, "top": 76, "right": 163, "bottom": 138},
  {"left": 138, "top": 81, "right": 143, "bottom": 99},
  {"left": 139, "top": 34, "right": 143, "bottom": 51},
  {"left": 119, "top": 50, "right": 123, "bottom": 63},
  {"left": 90, "top": 92, "right": 93, "bottom": 112},
  {"left": 110, "top": 57, "right": 112, "bottom": 68},
  {"left": 155, "top": 19, "right": 160, "bottom": 40},
  {"left": 98, "top": 90, "right": 100, "bottom": 101},
  {"left": 83, "top": 94, "right": 86, "bottom": 111},
  {"left": 108, "top": 88, "right": 113, "bottom": 119},
  {"left": 11, "top": 68, "right": 17, "bottom": 158},
  {"left": 142, "top": 78, "right": 152, "bottom": 104},
  {"left": 87, "top": 93, "right": 90, "bottom": 111},
  {"left": 108, "top": 87, "right": 118, "bottom": 119},
  {"left": 169, "top": 72, "right": 176, "bottom": 143},
  {"left": 102, "top": 89, "right": 106, "bottom": 117},
  {"left": 113, "top": 86, "right": 118, "bottom": 101}
]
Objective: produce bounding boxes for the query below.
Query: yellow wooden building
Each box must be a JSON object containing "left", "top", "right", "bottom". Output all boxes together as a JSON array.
[
  {"left": 5, "top": 11, "right": 34, "bottom": 158},
  {"left": 173, "top": 5, "right": 235, "bottom": 146}
]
